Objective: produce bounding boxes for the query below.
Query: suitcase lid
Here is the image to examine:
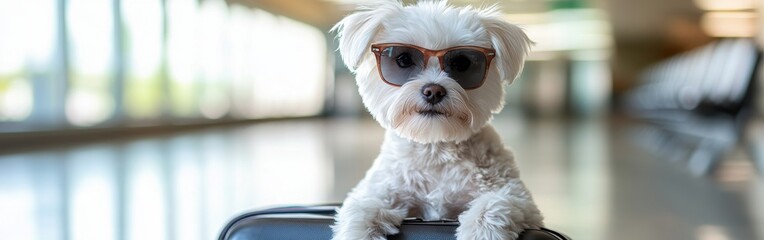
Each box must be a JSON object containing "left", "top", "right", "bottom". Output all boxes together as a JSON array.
[{"left": 219, "top": 205, "right": 571, "bottom": 240}]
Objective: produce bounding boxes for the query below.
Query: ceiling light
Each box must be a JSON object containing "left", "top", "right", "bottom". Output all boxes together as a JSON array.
[
  {"left": 701, "top": 11, "right": 756, "bottom": 37},
  {"left": 694, "top": 0, "right": 756, "bottom": 11}
]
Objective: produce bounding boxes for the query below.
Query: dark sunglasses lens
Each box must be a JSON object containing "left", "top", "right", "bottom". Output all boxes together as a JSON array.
[
  {"left": 444, "top": 49, "right": 488, "bottom": 89},
  {"left": 379, "top": 46, "right": 425, "bottom": 86}
]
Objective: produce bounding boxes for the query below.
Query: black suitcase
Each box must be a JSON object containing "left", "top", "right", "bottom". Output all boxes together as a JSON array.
[{"left": 218, "top": 205, "right": 571, "bottom": 240}]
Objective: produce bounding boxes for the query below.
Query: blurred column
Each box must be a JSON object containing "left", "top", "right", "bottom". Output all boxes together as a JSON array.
[
  {"left": 512, "top": 4, "right": 613, "bottom": 117},
  {"left": 197, "top": 0, "right": 231, "bottom": 120},
  {"left": 0, "top": 1, "right": 59, "bottom": 128},
  {"left": 65, "top": 0, "right": 117, "bottom": 126},
  {"left": 29, "top": 0, "right": 63, "bottom": 128},
  {"left": 247, "top": 11, "right": 327, "bottom": 118},
  {"left": 520, "top": 59, "right": 567, "bottom": 116},
  {"left": 167, "top": 0, "right": 202, "bottom": 119},
  {"left": 758, "top": 0, "right": 764, "bottom": 115},
  {"left": 229, "top": 5, "right": 257, "bottom": 119},
  {"left": 569, "top": 50, "right": 612, "bottom": 116},
  {"left": 122, "top": 0, "right": 165, "bottom": 123},
  {"left": 550, "top": 7, "right": 613, "bottom": 116}
]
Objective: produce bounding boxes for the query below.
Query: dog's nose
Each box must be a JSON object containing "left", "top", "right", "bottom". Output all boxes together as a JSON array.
[{"left": 421, "top": 84, "right": 447, "bottom": 104}]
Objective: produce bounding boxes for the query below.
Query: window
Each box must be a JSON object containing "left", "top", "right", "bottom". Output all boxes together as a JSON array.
[
  {"left": 167, "top": 0, "right": 201, "bottom": 119},
  {"left": 197, "top": 0, "right": 231, "bottom": 119},
  {"left": 0, "top": 1, "right": 57, "bottom": 123},
  {"left": 247, "top": 10, "right": 327, "bottom": 118},
  {"left": 122, "top": 0, "right": 165, "bottom": 121},
  {"left": 66, "top": 0, "right": 116, "bottom": 126},
  {"left": 0, "top": 0, "right": 330, "bottom": 132}
]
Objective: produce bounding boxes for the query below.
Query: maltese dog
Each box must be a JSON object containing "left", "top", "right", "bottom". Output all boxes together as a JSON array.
[{"left": 331, "top": 1, "right": 543, "bottom": 239}]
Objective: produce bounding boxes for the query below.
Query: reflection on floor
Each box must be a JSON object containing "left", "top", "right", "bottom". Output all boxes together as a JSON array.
[{"left": 0, "top": 115, "right": 762, "bottom": 240}]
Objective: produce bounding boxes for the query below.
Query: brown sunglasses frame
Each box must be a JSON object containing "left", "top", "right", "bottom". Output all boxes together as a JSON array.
[{"left": 370, "top": 43, "right": 496, "bottom": 90}]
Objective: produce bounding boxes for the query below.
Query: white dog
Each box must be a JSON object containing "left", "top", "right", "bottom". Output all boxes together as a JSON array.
[{"left": 331, "top": 1, "right": 543, "bottom": 239}]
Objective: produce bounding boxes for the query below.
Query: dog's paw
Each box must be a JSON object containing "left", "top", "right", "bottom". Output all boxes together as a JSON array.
[
  {"left": 332, "top": 203, "right": 406, "bottom": 240},
  {"left": 371, "top": 221, "right": 400, "bottom": 237},
  {"left": 455, "top": 200, "right": 525, "bottom": 240},
  {"left": 371, "top": 207, "right": 405, "bottom": 235},
  {"left": 455, "top": 217, "right": 521, "bottom": 240}
]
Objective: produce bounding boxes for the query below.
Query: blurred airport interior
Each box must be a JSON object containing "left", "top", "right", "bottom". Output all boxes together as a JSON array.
[{"left": 1, "top": 0, "right": 764, "bottom": 239}]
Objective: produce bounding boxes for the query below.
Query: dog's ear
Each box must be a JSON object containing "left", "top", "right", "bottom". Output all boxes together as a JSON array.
[
  {"left": 480, "top": 8, "right": 533, "bottom": 84},
  {"left": 331, "top": 3, "right": 399, "bottom": 72}
]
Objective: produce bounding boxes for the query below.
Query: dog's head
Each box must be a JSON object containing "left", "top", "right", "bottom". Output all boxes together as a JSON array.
[{"left": 333, "top": 1, "right": 531, "bottom": 143}]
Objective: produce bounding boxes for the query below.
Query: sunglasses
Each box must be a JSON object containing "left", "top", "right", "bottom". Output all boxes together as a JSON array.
[{"left": 370, "top": 43, "right": 496, "bottom": 90}]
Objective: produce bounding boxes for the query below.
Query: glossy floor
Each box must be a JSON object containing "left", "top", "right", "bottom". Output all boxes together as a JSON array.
[{"left": 1, "top": 115, "right": 762, "bottom": 240}]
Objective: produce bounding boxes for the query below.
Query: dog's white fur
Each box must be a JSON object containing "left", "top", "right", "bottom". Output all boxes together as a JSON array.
[{"left": 331, "top": 1, "right": 543, "bottom": 239}]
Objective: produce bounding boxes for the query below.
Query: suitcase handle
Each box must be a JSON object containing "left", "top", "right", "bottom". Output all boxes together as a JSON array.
[{"left": 218, "top": 205, "right": 571, "bottom": 240}]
